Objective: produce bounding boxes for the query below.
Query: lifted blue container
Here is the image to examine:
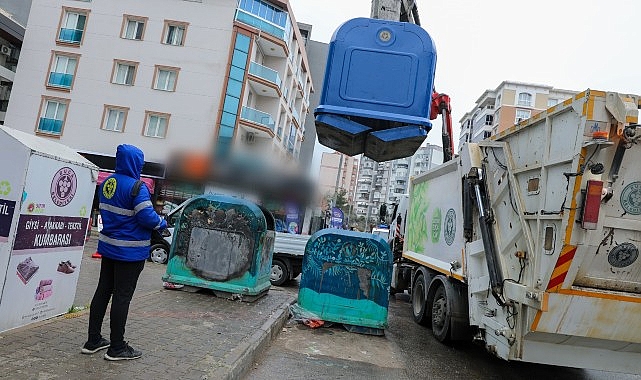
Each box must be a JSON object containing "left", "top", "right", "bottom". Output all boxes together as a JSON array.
[
  {"left": 162, "top": 195, "right": 274, "bottom": 301},
  {"left": 298, "top": 229, "right": 393, "bottom": 334},
  {"left": 314, "top": 17, "right": 437, "bottom": 162}
]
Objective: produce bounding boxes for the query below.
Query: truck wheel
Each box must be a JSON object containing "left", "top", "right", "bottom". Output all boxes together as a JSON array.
[
  {"left": 412, "top": 273, "right": 430, "bottom": 326},
  {"left": 431, "top": 283, "right": 451, "bottom": 342},
  {"left": 270, "top": 259, "right": 289, "bottom": 286}
]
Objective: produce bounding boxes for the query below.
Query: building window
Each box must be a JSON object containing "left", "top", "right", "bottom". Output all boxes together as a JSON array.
[
  {"left": 37, "top": 97, "right": 69, "bottom": 136},
  {"left": 515, "top": 109, "right": 531, "bottom": 123},
  {"left": 485, "top": 115, "right": 493, "bottom": 126},
  {"left": 101, "top": 105, "right": 128, "bottom": 132},
  {"left": 121, "top": 15, "right": 147, "bottom": 40},
  {"left": 547, "top": 98, "right": 558, "bottom": 107},
  {"left": 483, "top": 131, "right": 492, "bottom": 139},
  {"left": 153, "top": 66, "right": 179, "bottom": 91},
  {"left": 144, "top": 111, "right": 169, "bottom": 138},
  {"left": 112, "top": 60, "right": 138, "bottom": 85},
  {"left": 517, "top": 92, "right": 532, "bottom": 107},
  {"left": 47, "top": 52, "right": 79, "bottom": 90},
  {"left": 163, "top": 21, "right": 188, "bottom": 46},
  {"left": 57, "top": 8, "right": 89, "bottom": 45}
]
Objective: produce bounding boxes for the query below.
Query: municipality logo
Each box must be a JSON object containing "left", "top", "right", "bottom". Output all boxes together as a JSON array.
[
  {"left": 50, "top": 167, "right": 77, "bottom": 207},
  {"left": 444, "top": 208, "right": 456, "bottom": 246},
  {"left": 621, "top": 181, "right": 641, "bottom": 215}
]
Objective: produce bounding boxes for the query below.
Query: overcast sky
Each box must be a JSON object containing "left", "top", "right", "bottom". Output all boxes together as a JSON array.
[{"left": 289, "top": 0, "right": 641, "bottom": 171}]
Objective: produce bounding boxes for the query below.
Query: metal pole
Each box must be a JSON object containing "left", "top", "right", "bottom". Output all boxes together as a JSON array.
[{"left": 333, "top": 153, "right": 344, "bottom": 208}]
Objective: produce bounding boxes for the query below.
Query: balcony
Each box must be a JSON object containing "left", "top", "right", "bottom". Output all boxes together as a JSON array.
[
  {"left": 235, "top": 10, "right": 286, "bottom": 41},
  {"left": 48, "top": 72, "right": 73, "bottom": 89},
  {"left": 291, "top": 107, "right": 300, "bottom": 125},
  {"left": 248, "top": 62, "right": 281, "bottom": 97},
  {"left": 38, "top": 118, "right": 63, "bottom": 134},
  {"left": 58, "top": 28, "right": 83, "bottom": 44},
  {"left": 240, "top": 106, "right": 275, "bottom": 131},
  {"left": 287, "top": 137, "right": 295, "bottom": 154}
]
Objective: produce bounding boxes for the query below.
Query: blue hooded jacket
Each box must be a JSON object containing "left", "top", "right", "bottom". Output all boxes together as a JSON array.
[{"left": 97, "top": 144, "right": 167, "bottom": 262}]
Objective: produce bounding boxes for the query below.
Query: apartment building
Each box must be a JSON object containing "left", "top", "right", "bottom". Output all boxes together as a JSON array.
[
  {"left": 459, "top": 81, "right": 576, "bottom": 148},
  {"left": 0, "top": 2, "right": 27, "bottom": 123},
  {"left": 5, "top": 0, "right": 313, "bottom": 207},
  {"left": 317, "top": 151, "right": 358, "bottom": 209},
  {"left": 354, "top": 143, "right": 442, "bottom": 226}
]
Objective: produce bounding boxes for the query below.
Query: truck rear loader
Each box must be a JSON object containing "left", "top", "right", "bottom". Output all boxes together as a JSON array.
[{"left": 392, "top": 90, "right": 641, "bottom": 373}]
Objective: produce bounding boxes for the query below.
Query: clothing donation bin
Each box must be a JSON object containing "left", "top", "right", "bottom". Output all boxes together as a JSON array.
[
  {"left": 162, "top": 194, "right": 274, "bottom": 301},
  {"left": 314, "top": 17, "right": 437, "bottom": 162},
  {"left": 0, "top": 126, "right": 97, "bottom": 332},
  {"left": 298, "top": 229, "right": 393, "bottom": 334}
]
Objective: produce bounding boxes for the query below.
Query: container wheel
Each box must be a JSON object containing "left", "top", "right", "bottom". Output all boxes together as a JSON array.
[
  {"left": 149, "top": 244, "right": 169, "bottom": 264},
  {"left": 431, "top": 282, "right": 451, "bottom": 342},
  {"left": 270, "top": 259, "right": 289, "bottom": 286},
  {"left": 412, "top": 273, "right": 430, "bottom": 326}
]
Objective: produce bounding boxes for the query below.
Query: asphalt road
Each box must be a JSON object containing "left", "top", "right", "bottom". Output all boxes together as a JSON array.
[{"left": 247, "top": 284, "right": 641, "bottom": 380}]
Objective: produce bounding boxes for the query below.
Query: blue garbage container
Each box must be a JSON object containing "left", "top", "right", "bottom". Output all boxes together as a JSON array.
[
  {"left": 162, "top": 195, "right": 274, "bottom": 301},
  {"left": 314, "top": 17, "right": 437, "bottom": 161}
]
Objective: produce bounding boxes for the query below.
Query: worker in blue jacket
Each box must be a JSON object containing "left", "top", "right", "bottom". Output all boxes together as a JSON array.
[{"left": 82, "top": 144, "right": 167, "bottom": 361}]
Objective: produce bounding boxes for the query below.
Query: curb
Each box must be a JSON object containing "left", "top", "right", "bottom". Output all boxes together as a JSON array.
[{"left": 207, "top": 294, "right": 296, "bottom": 380}]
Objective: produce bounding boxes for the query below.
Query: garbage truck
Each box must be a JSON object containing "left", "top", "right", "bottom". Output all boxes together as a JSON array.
[{"left": 390, "top": 90, "right": 641, "bottom": 373}]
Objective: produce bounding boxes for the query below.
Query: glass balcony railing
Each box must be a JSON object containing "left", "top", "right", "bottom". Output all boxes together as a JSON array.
[
  {"left": 235, "top": 10, "right": 285, "bottom": 41},
  {"left": 38, "top": 118, "right": 63, "bottom": 134},
  {"left": 287, "top": 138, "right": 295, "bottom": 153},
  {"left": 291, "top": 108, "right": 300, "bottom": 124},
  {"left": 249, "top": 62, "right": 281, "bottom": 88},
  {"left": 48, "top": 72, "right": 73, "bottom": 88},
  {"left": 58, "top": 28, "right": 83, "bottom": 43},
  {"left": 240, "top": 106, "right": 275, "bottom": 131}
]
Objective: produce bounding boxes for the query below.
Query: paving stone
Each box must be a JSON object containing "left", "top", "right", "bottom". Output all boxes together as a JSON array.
[{"left": 0, "top": 235, "right": 295, "bottom": 380}]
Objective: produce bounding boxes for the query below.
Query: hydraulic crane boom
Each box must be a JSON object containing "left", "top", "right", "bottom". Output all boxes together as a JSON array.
[{"left": 371, "top": 0, "right": 454, "bottom": 162}]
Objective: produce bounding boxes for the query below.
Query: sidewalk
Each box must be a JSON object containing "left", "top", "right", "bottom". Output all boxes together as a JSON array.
[{"left": 0, "top": 235, "right": 296, "bottom": 380}]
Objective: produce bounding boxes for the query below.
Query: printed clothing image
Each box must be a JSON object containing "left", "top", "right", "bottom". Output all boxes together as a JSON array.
[
  {"left": 35, "top": 279, "right": 53, "bottom": 301},
  {"left": 84, "top": 144, "right": 167, "bottom": 360},
  {"left": 17, "top": 257, "right": 39, "bottom": 284}
]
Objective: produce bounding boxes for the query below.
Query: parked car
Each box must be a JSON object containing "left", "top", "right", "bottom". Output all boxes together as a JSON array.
[{"left": 148, "top": 201, "right": 183, "bottom": 264}]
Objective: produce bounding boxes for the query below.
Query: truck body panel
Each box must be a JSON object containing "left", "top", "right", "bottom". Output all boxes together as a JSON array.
[{"left": 401, "top": 90, "right": 641, "bottom": 372}]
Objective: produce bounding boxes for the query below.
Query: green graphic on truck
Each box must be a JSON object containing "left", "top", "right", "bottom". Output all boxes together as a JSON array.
[
  {"left": 406, "top": 181, "right": 429, "bottom": 253},
  {"left": 431, "top": 208, "right": 441, "bottom": 243}
]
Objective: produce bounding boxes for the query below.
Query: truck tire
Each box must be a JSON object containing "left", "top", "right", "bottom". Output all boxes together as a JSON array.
[
  {"left": 430, "top": 282, "right": 451, "bottom": 342},
  {"left": 412, "top": 273, "right": 430, "bottom": 326},
  {"left": 270, "top": 259, "right": 289, "bottom": 286}
]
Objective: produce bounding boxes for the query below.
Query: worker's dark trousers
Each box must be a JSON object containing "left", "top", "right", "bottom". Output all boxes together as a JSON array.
[{"left": 88, "top": 257, "right": 145, "bottom": 351}]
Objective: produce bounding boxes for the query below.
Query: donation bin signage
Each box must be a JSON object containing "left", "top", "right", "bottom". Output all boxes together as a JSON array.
[{"left": 0, "top": 126, "right": 97, "bottom": 332}]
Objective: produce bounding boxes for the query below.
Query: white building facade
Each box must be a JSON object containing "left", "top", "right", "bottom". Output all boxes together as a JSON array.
[{"left": 5, "top": 0, "right": 312, "bottom": 194}]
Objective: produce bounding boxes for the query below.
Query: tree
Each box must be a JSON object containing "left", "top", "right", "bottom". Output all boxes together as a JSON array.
[{"left": 325, "top": 188, "right": 349, "bottom": 210}]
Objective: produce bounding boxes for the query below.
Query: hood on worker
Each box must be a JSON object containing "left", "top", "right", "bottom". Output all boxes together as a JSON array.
[{"left": 115, "top": 144, "right": 144, "bottom": 178}]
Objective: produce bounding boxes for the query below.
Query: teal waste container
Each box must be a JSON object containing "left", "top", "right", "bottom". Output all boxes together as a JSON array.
[
  {"left": 298, "top": 229, "right": 393, "bottom": 334},
  {"left": 162, "top": 195, "right": 274, "bottom": 300}
]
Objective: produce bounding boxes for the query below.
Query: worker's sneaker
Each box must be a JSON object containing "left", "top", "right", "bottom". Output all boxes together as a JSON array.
[
  {"left": 104, "top": 343, "right": 142, "bottom": 361},
  {"left": 81, "top": 338, "right": 110, "bottom": 354}
]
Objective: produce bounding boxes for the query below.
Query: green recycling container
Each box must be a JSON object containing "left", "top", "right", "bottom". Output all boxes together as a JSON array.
[{"left": 162, "top": 194, "right": 274, "bottom": 299}]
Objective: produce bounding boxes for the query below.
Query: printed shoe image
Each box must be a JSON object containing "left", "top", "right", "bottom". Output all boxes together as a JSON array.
[
  {"left": 104, "top": 343, "right": 142, "bottom": 361},
  {"left": 81, "top": 338, "right": 110, "bottom": 354},
  {"left": 57, "top": 261, "right": 75, "bottom": 274},
  {"left": 17, "top": 257, "right": 39, "bottom": 284},
  {"left": 64, "top": 260, "right": 77, "bottom": 269}
]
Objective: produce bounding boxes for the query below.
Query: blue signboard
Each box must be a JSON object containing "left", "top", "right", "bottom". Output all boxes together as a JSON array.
[
  {"left": 285, "top": 203, "right": 300, "bottom": 234},
  {"left": 330, "top": 207, "right": 344, "bottom": 229}
]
